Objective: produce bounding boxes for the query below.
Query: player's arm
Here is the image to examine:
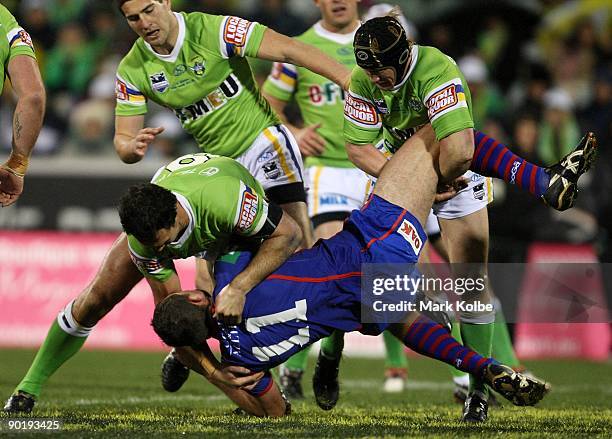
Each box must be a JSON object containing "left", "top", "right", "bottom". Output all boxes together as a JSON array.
[
  {"left": 438, "top": 128, "right": 474, "bottom": 181},
  {"left": 175, "top": 347, "right": 286, "bottom": 417},
  {"left": 215, "top": 209, "right": 302, "bottom": 325},
  {"left": 114, "top": 114, "right": 164, "bottom": 164},
  {"left": 257, "top": 29, "right": 351, "bottom": 90},
  {"left": 0, "top": 55, "right": 45, "bottom": 207},
  {"left": 262, "top": 91, "right": 325, "bottom": 157},
  {"left": 345, "top": 142, "right": 388, "bottom": 178}
]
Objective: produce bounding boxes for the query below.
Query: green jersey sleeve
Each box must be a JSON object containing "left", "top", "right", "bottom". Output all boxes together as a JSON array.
[
  {"left": 262, "top": 62, "right": 297, "bottom": 102},
  {"left": 213, "top": 177, "right": 270, "bottom": 237},
  {"left": 343, "top": 68, "right": 382, "bottom": 145},
  {"left": 217, "top": 15, "right": 267, "bottom": 59},
  {"left": 127, "top": 236, "right": 177, "bottom": 282},
  {"left": 115, "top": 59, "right": 148, "bottom": 117},
  {"left": 0, "top": 5, "right": 35, "bottom": 62},
  {"left": 420, "top": 57, "right": 473, "bottom": 141}
]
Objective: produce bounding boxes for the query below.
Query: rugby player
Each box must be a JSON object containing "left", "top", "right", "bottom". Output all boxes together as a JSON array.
[
  {"left": 146, "top": 126, "right": 550, "bottom": 418},
  {"left": 342, "top": 14, "right": 595, "bottom": 421}
]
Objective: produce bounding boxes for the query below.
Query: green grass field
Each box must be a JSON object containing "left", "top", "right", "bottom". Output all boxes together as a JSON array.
[{"left": 0, "top": 349, "right": 611, "bottom": 437}]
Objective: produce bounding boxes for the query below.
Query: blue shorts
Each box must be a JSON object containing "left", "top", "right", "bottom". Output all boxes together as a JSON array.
[{"left": 345, "top": 194, "right": 427, "bottom": 265}]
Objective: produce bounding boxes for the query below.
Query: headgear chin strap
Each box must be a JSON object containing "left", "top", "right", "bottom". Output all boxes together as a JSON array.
[{"left": 354, "top": 16, "right": 412, "bottom": 85}]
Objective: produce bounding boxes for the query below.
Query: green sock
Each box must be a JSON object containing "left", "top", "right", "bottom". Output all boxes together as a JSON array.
[
  {"left": 492, "top": 299, "right": 520, "bottom": 367},
  {"left": 460, "top": 322, "right": 493, "bottom": 397},
  {"left": 448, "top": 322, "right": 468, "bottom": 380},
  {"left": 320, "top": 330, "right": 345, "bottom": 360},
  {"left": 16, "top": 320, "right": 88, "bottom": 398},
  {"left": 382, "top": 330, "right": 407, "bottom": 369},
  {"left": 284, "top": 345, "right": 311, "bottom": 372}
]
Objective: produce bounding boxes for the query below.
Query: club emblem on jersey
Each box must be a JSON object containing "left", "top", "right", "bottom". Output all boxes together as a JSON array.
[
  {"left": 173, "top": 64, "right": 187, "bottom": 76},
  {"left": 150, "top": 72, "right": 169, "bottom": 93},
  {"left": 408, "top": 97, "right": 423, "bottom": 112},
  {"left": 190, "top": 57, "right": 205, "bottom": 76}
]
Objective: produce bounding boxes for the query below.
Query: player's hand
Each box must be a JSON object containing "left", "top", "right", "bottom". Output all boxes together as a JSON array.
[
  {"left": 127, "top": 126, "right": 165, "bottom": 162},
  {"left": 295, "top": 124, "right": 325, "bottom": 157},
  {"left": 210, "top": 365, "right": 264, "bottom": 389},
  {"left": 214, "top": 284, "right": 246, "bottom": 325},
  {"left": 0, "top": 166, "right": 24, "bottom": 207},
  {"left": 434, "top": 177, "right": 469, "bottom": 203}
]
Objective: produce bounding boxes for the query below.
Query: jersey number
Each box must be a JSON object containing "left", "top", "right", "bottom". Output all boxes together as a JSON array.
[{"left": 245, "top": 299, "right": 311, "bottom": 362}]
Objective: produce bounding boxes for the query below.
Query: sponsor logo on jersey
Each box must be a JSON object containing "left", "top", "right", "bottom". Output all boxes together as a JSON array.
[
  {"left": 308, "top": 83, "right": 345, "bottom": 106},
  {"left": 257, "top": 151, "right": 274, "bottom": 163},
  {"left": 173, "top": 64, "right": 187, "bottom": 76},
  {"left": 424, "top": 78, "right": 467, "bottom": 122},
  {"left": 344, "top": 92, "right": 380, "bottom": 127},
  {"left": 223, "top": 16, "right": 252, "bottom": 47},
  {"left": 262, "top": 160, "right": 281, "bottom": 180},
  {"left": 397, "top": 219, "right": 422, "bottom": 255},
  {"left": 237, "top": 189, "right": 259, "bottom": 232},
  {"left": 374, "top": 98, "right": 389, "bottom": 114},
  {"left": 8, "top": 28, "right": 33, "bottom": 50},
  {"left": 116, "top": 78, "right": 128, "bottom": 101},
  {"left": 320, "top": 195, "right": 349, "bottom": 206},
  {"left": 473, "top": 183, "right": 485, "bottom": 200},
  {"left": 199, "top": 167, "right": 219, "bottom": 177},
  {"left": 174, "top": 74, "right": 242, "bottom": 122},
  {"left": 129, "top": 252, "right": 165, "bottom": 275},
  {"left": 150, "top": 72, "right": 169, "bottom": 93}
]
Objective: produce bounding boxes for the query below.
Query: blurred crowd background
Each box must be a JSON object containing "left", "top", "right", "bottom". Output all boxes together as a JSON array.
[{"left": 0, "top": 0, "right": 610, "bottom": 262}]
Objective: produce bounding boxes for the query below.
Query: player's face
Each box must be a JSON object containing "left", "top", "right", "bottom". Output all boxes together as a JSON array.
[
  {"left": 150, "top": 218, "right": 183, "bottom": 252},
  {"left": 364, "top": 67, "right": 396, "bottom": 90},
  {"left": 315, "top": 0, "right": 360, "bottom": 29},
  {"left": 121, "top": 0, "right": 174, "bottom": 48}
]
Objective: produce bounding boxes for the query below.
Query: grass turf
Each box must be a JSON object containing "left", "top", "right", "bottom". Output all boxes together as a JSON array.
[{"left": 0, "top": 348, "right": 610, "bottom": 437}]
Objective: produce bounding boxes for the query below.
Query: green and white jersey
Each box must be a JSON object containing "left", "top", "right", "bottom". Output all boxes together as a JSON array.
[
  {"left": 128, "top": 153, "right": 269, "bottom": 282},
  {"left": 344, "top": 45, "right": 473, "bottom": 154},
  {"left": 115, "top": 12, "right": 280, "bottom": 158},
  {"left": 262, "top": 22, "right": 356, "bottom": 168},
  {"left": 0, "top": 5, "right": 35, "bottom": 92}
]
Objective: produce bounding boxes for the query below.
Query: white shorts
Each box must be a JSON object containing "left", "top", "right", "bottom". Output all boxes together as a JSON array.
[
  {"left": 307, "top": 166, "right": 372, "bottom": 218},
  {"left": 235, "top": 125, "right": 306, "bottom": 192},
  {"left": 432, "top": 171, "right": 493, "bottom": 219}
]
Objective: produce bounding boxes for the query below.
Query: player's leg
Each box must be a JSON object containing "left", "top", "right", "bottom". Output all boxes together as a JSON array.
[
  {"left": 382, "top": 330, "right": 408, "bottom": 392},
  {"left": 373, "top": 124, "right": 439, "bottom": 226},
  {"left": 388, "top": 314, "right": 549, "bottom": 408},
  {"left": 470, "top": 130, "right": 597, "bottom": 211},
  {"left": 438, "top": 207, "right": 494, "bottom": 422},
  {"left": 4, "top": 234, "right": 143, "bottom": 413}
]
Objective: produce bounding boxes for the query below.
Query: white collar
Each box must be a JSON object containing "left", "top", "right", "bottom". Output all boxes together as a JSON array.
[
  {"left": 169, "top": 191, "right": 194, "bottom": 247},
  {"left": 144, "top": 12, "right": 185, "bottom": 63},
  {"left": 392, "top": 44, "right": 419, "bottom": 92},
  {"left": 313, "top": 21, "right": 357, "bottom": 45}
]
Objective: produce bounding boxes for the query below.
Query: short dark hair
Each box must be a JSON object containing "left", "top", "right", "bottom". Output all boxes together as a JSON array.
[
  {"left": 152, "top": 294, "right": 209, "bottom": 347},
  {"left": 116, "top": 0, "right": 163, "bottom": 12},
  {"left": 118, "top": 183, "right": 177, "bottom": 244}
]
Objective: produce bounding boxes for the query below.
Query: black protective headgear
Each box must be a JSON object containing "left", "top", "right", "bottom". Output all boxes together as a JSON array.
[{"left": 354, "top": 16, "right": 412, "bottom": 83}]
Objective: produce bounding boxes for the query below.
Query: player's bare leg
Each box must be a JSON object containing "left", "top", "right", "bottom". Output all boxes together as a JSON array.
[
  {"left": 4, "top": 234, "right": 143, "bottom": 413},
  {"left": 373, "top": 124, "right": 439, "bottom": 226}
]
